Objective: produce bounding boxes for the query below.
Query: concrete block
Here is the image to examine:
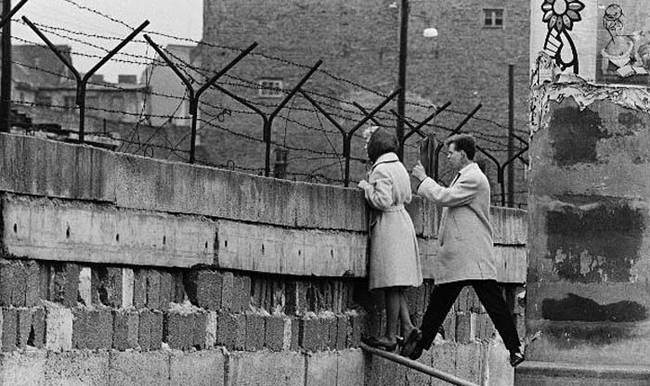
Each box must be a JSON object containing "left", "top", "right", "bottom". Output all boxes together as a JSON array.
[
  {"left": 0, "top": 350, "right": 46, "bottom": 385},
  {"left": 335, "top": 314, "right": 349, "bottom": 350},
  {"left": 456, "top": 312, "right": 475, "bottom": 344},
  {"left": 219, "top": 272, "right": 234, "bottom": 312},
  {"left": 0, "top": 259, "right": 39, "bottom": 307},
  {"left": 442, "top": 311, "right": 456, "bottom": 342},
  {"left": 404, "top": 286, "right": 426, "bottom": 315},
  {"left": 482, "top": 340, "right": 513, "bottom": 386},
  {"left": 44, "top": 301, "right": 73, "bottom": 351},
  {"left": 234, "top": 274, "right": 251, "bottom": 312},
  {"left": 16, "top": 308, "right": 31, "bottom": 349},
  {"left": 226, "top": 351, "right": 305, "bottom": 386},
  {"left": 108, "top": 350, "right": 170, "bottom": 385},
  {"left": 455, "top": 342, "right": 483, "bottom": 384},
  {"left": 1, "top": 308, "right": 17, "bottom": 352},
  {"left": 113, "top": 310, "right": 139, "bottom": 350},
  {"left": 30, "top": 307, "right": 45, "bottom": 348},
  {"left": 171, "top": 271, "right": 186, "bottom": 303},
  {"left": 159, "top": 270, "right": 172, "bottom": 310},
  {"left": 476, "top": 313, "right": 496, "bottom": 341},
  {"left": 133, "top": 269, "right": 146, "bottom": 309},
  {"left": 145, "top": 269, "right": 161, "bottom": 309},
  {"left": 170, "top": 350, "right": 226, "bottom": 386},
  {"left": 306, "top": 351, "right": 338, "bottom": 386},
  {"left": 323, "top": 313, "right": 338, "bottom": 350},
  {"left": 164, "top": 312, "right": 193, "bottom": 351},
  {"left": 216, "top": 312, "right": 246, "bottom": 350},
  {"left": 300, "top": 314, "right": 325, "bottom": 352},
  {"left": 185, "top": 269, "right": 222, "bottom": 310},
  {"left": 454, "top": 287, "right": 471, "bottom": 312},
  {"left": 244, "top": 312, "right": 265, "bottom": 351},
  {"left": 405, "top": 348, "right": 433, "bottom": 386},
  {"left": 290, "top": 316, "right": 300, "bottom": 351},
  {"left": 44, "top": 350, "right": 110, "bottom": 386},
  {"left": 347, "top": 311, "right": 364, "bottom": 348},
  {"left": 264, "top": 314, "right": 291, "bottom": 351},
  {"left": 0, "top": 260, "right": 15, "bottom": 306},
  {"left": 78, "top": 266, "right": 92, "bottom": 306},
  {"left": 138, "top": 309, "right": 163, "bottom": 351},
  {"left": 51, "top": 263, "right": 80, "bottom": 308},
  {"left": 205, "top": 311, "right": 217, "bottom": 348},
  {"left": 72, "top": 307, "right": 113, "bottom": 349},
  {"left": 430, "top": 343, "right": 457, "bottom": 386},
  {"left": 337, "top": 349, "right": 365, "bottom": 386},
  {"left": 193, "top": 311, "right": 208, "bottom": 350},
  {"left": 365, "top": 351, "right": 407, "bottom": 386},
  {"left": 91, "top": 267, "right": 123, "bottom": 308},
  {"left": 24, "top": 260, "right": 40, "bottom": 307},
  {"left": 122, "top": 268, "right": 134, "bottom": 309}
]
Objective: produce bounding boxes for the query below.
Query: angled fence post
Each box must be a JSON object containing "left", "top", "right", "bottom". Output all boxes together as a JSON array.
[
  {"left": 390, "top": 101, "right": 451, "bottom": 142},
  {"left": 144, "top": 35, "right": 257, "bottom": 163},
  {"left": 22, "top": 17, "right": 149, "bottom": 143},
  {"left": 0, "top": 0, "right": 28, "bottom": 132},
  {"left": 300, "top": 89, "right": 400, "bottom": 187},
  {"left": 212, "top": 60, "right": 322, "bottom": 176}
]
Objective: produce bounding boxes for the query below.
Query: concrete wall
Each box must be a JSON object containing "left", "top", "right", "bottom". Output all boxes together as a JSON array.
[
  {"left": 518, "top": 1, "right": 650, "bottom": 384},
  {"left": 0, "top": 133, "right": 526, "bottom": 385}
]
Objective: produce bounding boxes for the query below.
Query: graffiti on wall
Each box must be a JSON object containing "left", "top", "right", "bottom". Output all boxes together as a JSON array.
[
  {"left": 596, "top": 1, "right": 650, "bottom": 85},
  {"left": 541, "top": 0, "right": 586, "bottom": 73}
]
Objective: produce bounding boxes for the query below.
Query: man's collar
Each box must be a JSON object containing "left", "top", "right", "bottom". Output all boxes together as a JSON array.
[{"left": 458, "top": 162, "right": 476, "bottom": 175}]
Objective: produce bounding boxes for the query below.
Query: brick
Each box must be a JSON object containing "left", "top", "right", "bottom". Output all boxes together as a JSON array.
[
  {"left": 216, "top": 312, "right": 246, "bottom": 350},
  {"left": 2, "top": 308, "right": 17, "bottom": 351},
  {"left": 234, "top": 274, "right": 251, "bottom": 312},
  {"left": 299, "top": 314, "right": 324, "bottom": 352},
  {"left": 113, "top": 310, "right": 139, "bottom": 350},
  {"left": 16, "top": 308, "right": 31, "bottom": 349},
  {"left": 138, "top": 309, "right": 163, "bottom": 351},
  {"left": 290, "top": 316, "right": 300, "bottom": 351},
  {"left": 455, "top": 312, "right": 475, "bottom": 344},
  {"left": 193, "top": 311, "right": 208, "bottom": 350},
  {"left": 91, "top": 267, "right": 122, "bottom": 308},
  {"left": 30, "top": 307, "right": 46, "bottom": 348},
  {"left": 145, "top": 270, "right": 161, "bottom": 309},
  {"left": 245, "top": 312, "right": 265, "bottom": 351},
  {"left": 133, "top": 269, "right": 147, "bottom": 308},
  {"left": 264, "top": 314, "right": 291, "bottom": 351},
  {"left": 322, "top": 314, "right": 337, "bottom": 350},
  {"left": 51, "top": 263, "right": 80, "bottom": 307},
  {"left": 0, "top": 259, "right": 38, "bottom": 307},
  {"left": 159, "top": 270, "right": 173, "bottom": 310},
  {"left": 171, "top": 270, "right": 186, "bottom": 303},
  {"left": 335, "top": 313, "right": 349, "bottom": 350},
  {"left": 44, "top": 302, "right": 73, "bottom": 351},
  {"left": 72, "top": 307, "right": 113, "bottom": 349},
  {"left": 220, "top": 272, "right": 235, "bottom": 312},
  {"left": 164, "top": 312, "right": 193, "bottom": 350},
  {"left": 185, "top": 269, "right": 222, "bottom": 310},
  {"left": 24, "top": 260, "right": 40, "bottom": 307}
]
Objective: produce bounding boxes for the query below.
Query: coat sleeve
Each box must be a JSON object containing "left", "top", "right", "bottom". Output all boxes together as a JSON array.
[
  {"left": 362, "top": 165, "right": 394, "bottom": 210},
  {"left": 417, "top": 173, "right": 479, "bottom": 207}
]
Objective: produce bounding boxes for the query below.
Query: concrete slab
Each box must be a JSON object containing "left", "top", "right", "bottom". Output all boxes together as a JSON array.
[
  {"left": 44, "top": 350, "right": 110, "bottom": 386},
  {"left": 226, "top": 351, "right": 305, "bottom": 386},
  {"left": 1, "top": 195, "right": 214, "bottom": 267},
  {"left": 336, "top": 349, "right": 365, "bottom": 386},
  {"left": 170, "top": 350, "right": 226, "bottom": 386},
  {"left": 108, "top": 350, "right": 170, "bottom": 386},
  {"left": 306, "top": 351, "right": 338, "bottom": 386},
  {"left": 215, "top": 219, "right": 366, "bottom": 277},
  {"left": 483, "top": 340, "right": 514, "bottom": 386}
]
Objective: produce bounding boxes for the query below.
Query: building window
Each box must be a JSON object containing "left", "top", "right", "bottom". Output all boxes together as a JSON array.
[
  {"left": 483, "top": 9, "right": 504, "bottom": 28},
  {"left": 258, "top": 79, "right": 283, "bottom": 98}
]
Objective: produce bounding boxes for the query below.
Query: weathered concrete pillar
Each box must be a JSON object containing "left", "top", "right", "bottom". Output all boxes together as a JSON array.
[{"left": 519, "top": 0, "right": 650, "bottom": 384}]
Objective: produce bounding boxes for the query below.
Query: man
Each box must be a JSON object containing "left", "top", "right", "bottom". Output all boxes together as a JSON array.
[{"left": 402, "top": 134, "right": 524, "bottom": 367}]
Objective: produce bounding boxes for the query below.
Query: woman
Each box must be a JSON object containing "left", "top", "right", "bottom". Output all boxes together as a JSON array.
[{"left": 358, "top": 127, "right": 423, "bottom": 351}]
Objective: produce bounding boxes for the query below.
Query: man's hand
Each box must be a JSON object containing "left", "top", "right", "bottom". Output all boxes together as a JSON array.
[
  {"left": 358, "top": 180, "right": 370, "bottom": 190},
  {"left": 411, "top": 162, "right": 427, "bottom": 182}
]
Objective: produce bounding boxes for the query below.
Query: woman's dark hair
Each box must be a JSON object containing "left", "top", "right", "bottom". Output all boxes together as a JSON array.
[
  {"left": 367, "top": 128, "right": 398, "bottom": 163},
  {"left": 445, "top": 134, "right": 476, "bottom": 160}
]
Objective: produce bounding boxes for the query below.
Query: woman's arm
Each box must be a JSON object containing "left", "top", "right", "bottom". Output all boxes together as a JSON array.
[{"left": 360, "top": 166, "right": 394, "bottom": 210}]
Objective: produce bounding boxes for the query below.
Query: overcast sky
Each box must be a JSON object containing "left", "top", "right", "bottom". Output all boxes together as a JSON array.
[{"left": 12, "top": 0, "right": 203, "bottom": 82}]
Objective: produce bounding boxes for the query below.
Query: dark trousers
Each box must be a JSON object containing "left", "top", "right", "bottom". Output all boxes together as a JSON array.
[{"left": 420, "top": 280, "right": 520, "bottom": 352}]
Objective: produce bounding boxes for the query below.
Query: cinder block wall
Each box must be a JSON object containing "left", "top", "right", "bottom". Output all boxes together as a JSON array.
[{"left": 0, "top": 133, "right": 526, "bottom": 385}]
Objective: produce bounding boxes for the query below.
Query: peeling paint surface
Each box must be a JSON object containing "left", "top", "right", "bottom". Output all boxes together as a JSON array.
[{"left": 542, "top": 293, "right": 647, "bottom": 322}]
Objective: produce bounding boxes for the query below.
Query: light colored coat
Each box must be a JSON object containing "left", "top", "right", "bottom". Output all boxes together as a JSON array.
[
  {"left": 417, "top": 162, "right": 497, "bottom": 284},
  {"left": 362, "top": 152, "right": 423, "bottom": 290}
]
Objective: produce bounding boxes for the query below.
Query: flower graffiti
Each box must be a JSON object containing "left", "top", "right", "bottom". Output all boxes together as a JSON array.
[{"left": 541, "top": 0, "right": 586, "bottom": 73}]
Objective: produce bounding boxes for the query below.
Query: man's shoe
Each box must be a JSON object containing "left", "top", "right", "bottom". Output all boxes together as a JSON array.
[
  {"left": 509, "top": 351, "right": 525, "bottom": 367},
  {"left": 399, "top": 328, "right": 423, "bottom": 359}
]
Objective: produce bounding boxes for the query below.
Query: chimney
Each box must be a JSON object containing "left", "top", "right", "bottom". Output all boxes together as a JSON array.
[{"left": 118, "top": 74, "right": 137, "bottom": 84}]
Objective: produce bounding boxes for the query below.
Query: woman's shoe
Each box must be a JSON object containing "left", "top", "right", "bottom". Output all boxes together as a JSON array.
[{"left": 361, "top": 336, "right": 397, "bottom": 351}]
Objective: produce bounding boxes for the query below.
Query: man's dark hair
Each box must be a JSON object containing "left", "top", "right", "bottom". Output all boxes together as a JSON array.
[
  {"left": 445, "top": 134, "right": 476, "bottom": 160},
  {"left": 367, "top": 128, "right": 398, "bottom": 163}
]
